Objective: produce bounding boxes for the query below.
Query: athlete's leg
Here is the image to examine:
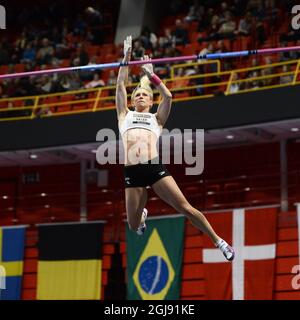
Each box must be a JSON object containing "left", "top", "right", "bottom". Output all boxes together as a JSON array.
[
  {"left": 152, "top": 176, "right": 220, "bottom": 243},
  {"left": 152, "top": 176, "right": 234, "bottom": 260},
  {"left": 125, "top": 187, "right": 148, "bottom": 232}
]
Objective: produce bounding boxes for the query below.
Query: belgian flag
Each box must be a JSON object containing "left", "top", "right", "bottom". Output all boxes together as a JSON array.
[{"left": 37, "top": 222, "right": 104, "bottom": 300}]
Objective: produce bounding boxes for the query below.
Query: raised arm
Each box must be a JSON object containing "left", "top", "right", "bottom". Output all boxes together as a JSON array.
[
  {"left": 141, "top": 56, "right": 172, "bottom": 127},
  {"left": 116, "top": 36, "right": 132, "bottom": 119}
]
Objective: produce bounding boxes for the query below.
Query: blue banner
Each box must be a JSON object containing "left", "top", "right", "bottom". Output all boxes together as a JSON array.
[{"left": 0, "top": 226, "right": 26, "bottom": 300}]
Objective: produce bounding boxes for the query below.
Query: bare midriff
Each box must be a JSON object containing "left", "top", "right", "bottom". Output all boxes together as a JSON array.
[{"left": 122, "top": 127, "right": 160, "bottom": 166}]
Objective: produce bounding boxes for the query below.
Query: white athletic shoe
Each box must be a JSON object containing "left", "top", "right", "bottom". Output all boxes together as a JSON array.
[
  {"left": 216, "top": 239, "right": 235, "bottom": 261},
  {"left": 137, "top": 208, "right": 148, "bottom": 236}
]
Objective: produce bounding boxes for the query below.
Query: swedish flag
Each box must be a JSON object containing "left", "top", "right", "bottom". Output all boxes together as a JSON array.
[
  {"left": 0, "top": 226, "right": 26, "bottom": 300},
  {"left": 126, "top": 216, "right": 185, "bottom": 300}
]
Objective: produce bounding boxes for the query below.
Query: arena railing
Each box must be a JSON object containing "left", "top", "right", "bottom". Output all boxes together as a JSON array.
[{"left": 0, "top": 58, "right": 299, "bottom": 122}]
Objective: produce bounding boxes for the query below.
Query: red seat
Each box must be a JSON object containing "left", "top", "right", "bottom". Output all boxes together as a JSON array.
[
  {"left": 204, "top": 184, "right": 221, "bottom": 210},
  {"left": 223, "top": 182, "right": 245, "bottom": 207}
]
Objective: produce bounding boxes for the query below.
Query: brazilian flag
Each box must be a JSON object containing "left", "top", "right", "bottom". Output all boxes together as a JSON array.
[
  {"left": 126, "top": 215, "right": 185, "bottom": 300},
  {"left": 0, "top": 226, "right": 26, "bottom": 300},
  {"left": 37, "top": 222, "right": 104, "bottom": 300}
]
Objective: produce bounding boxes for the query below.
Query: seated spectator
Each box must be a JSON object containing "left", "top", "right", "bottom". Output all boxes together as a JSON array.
[
  {"left": 218, "top": 11, "right": 236, "bottom": 40},
  {"left": 21, "top": 43, "right": 36, "bottom": 63},
  {"left": 244, "top": 71, "right": 260, "bottom": 90},
  {"left": 107, "top": 70, "right": 117, "bottom": 86},
  {"left": 254, "top": 17, "right": 267, "bottom": 45},
  {"left": 84, "top": 73, "right": 105, "bottom": 89},
  {"left": 71, "top": 57, "right": 80, "bottom": 67},
  {"left": 55, "top": 37, "right": 72, "bottom": 59},
  {"left": 34, "top": 105, "right": 53, "bottom": 118},
  {"left": 198, "top": 15, "right": 220, "bottom": 42},
  {"left": 219, "top": 2, "right": 231, "bottom": 24},
  {"left": 80, "top": 56, "right": 99, "bottom": 81},
  {"left": 229, "top": 73, "right": 240, "bottom": 93},
  {"left": 172, "top": 19, "right": 189, "bottom": 45},
  {"left": 184, "top": 2, "right": 203, "bottom": 22},
  {"left": 140, "top": 26, "right": 158, "bottom": 50},
  {"left": 69, "top": 73, "right": 83, "bottom": 91},
  {"left": 151, "top": 42, "right": 164, "bottom": 59},
  {"left": 246, "top": 58, "right": 259, "bottom": 78},
  {"left": 158, "top": 28, "right": 175, "bottom": 49},
  {"left": 107, "top": 70, "right": 117, "bottom": 95},
  {"left": 215, "top": 40, "right": 229, "bottom": 53},
  {"left": 36, "top": 75, "right": 53, "bottom": 94},
  {"left": 278, "top": 41, "right": 298, "bottom": 61},
  {"left": 260, "top": 68, "right": 273, "bottom": 87},
  {"left": 57, "top": 73, "right": 82, "bottom": 93},
  {"left": 15, "top": 31, "right": 28, "bottom": 52},
  {"left": 184, "top": 65, "right": 197, "bottom": 76},
  {"left": 60, "top": 75, "right": 72, "bottom": 91},
  {"left": 279, "top": 65, "right": 293, "bottom": 85},
  {"left": 36, "top": 38, "right": 54, "bottom": 65},
  {"left": 86, "top": 7, "right": 104, "bottom": 45},
  {"left": 132, "top": 40, "right": 145, "bottom": 60},
  {"left": 235, "top": 12, "right": 253, "bottom": 36}
]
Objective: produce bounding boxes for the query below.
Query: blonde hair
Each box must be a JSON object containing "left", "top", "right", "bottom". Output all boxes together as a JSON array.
[{"left": 131, "top": 75, "right": 153, "bottom": 104}]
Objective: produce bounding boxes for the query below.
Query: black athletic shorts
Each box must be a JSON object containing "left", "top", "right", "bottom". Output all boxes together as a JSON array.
[{"left": 124, "top": 157, "right": 171, "bottom": 188}]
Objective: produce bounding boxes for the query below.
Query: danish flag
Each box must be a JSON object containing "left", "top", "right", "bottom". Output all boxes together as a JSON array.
[{"left": 202, "top": 207, "right": 277, "bottom": 300}]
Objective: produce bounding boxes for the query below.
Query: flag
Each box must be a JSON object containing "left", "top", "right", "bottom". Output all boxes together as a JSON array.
[
  {"left": 203, "top": 207, "right": 277, "bottom": 300},
  {"left": 0, "top": 226, "right": 26, "bottom": 300},
  {"left": 37, "top": 222, "right": 104, "bottom": 300},
  {"left": 126, "top": 215, "right": 185, "bottom": 300}
]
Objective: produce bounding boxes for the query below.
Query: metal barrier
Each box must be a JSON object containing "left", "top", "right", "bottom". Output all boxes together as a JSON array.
[{"left": 0, "top": 59, "right": 299, "bottom": 122}]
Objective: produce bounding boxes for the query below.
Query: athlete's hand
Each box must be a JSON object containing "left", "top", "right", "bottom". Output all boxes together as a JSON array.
[
  {"left": 123, "top": 35, "right": 132, "bottom": 63},
  {"left": 141, "top": 55, "right": 154, "bottom": 78}
]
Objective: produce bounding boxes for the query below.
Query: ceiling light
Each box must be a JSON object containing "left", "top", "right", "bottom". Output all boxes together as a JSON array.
[
  {"left": 3, "top": 195, "right": 8, "bottom": 199},
  {"left": 291, "top": 128, "right": 299, "bottom": 132},
  {"left": 226, "top": 135, "right": 234, "bottom": 140},
  {"left": 30, "top": 153, "right": 38, "bottom": 159},
  {"left": 41, "top": 193, "right": 46, "bottom": 197}
]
